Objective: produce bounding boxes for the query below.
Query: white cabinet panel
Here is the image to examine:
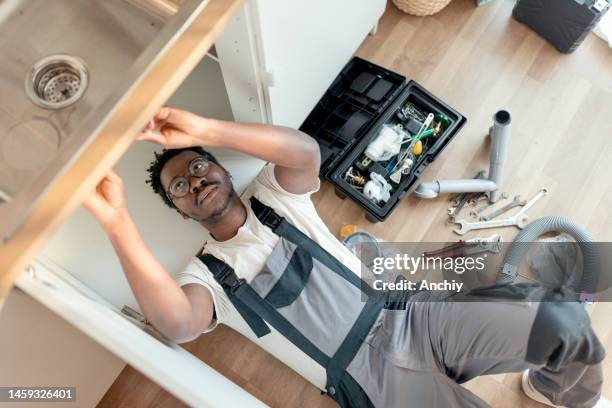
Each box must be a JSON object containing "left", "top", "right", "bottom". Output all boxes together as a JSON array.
[
  {"left": 0, "top": 287, "right": 125, "bottom": 408},
  {"left": 16, "top": 261, "right": 266, "bottom": 408},
  {"left": 216, "top": 6, "right": 270, "bottom": 124},
  {"left": 253, "top": 0, "right": 387, "bottom": 128}
]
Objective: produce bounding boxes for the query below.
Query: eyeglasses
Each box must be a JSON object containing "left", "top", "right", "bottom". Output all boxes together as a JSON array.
[{"left": 166, "top": 156, "right": 211, "bottom": 201}]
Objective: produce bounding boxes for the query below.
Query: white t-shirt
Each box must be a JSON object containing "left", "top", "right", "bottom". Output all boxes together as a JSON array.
[{"left": 174, "top": 163, "right": 363, "bottom": 391}]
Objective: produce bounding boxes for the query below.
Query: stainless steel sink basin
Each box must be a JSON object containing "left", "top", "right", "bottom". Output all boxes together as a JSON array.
[{"left": 0, "top": 0, "right": 207, "bottom": 242}]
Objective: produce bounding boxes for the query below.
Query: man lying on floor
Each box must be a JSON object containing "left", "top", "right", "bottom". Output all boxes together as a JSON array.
[{"left": 84, "top": 107, "right": 608, "bottom": 408}]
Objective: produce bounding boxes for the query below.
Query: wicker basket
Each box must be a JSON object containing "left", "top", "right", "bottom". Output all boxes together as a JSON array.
[{"left": 392, "top": 0, "right": 453, "bottom": 16}]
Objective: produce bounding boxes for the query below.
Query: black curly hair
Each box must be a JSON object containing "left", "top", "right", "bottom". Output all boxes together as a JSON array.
[{"left": 146, "top": 146, "right": 220, "bottom": 209}]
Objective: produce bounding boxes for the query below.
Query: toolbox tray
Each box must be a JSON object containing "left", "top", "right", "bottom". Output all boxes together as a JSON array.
[
  {"left": 329, "top": 81, "right": 466, "bottom": 221},
  {"left": 300, "top": 57, "right": 466, "bottom": 222},
  {"left": 300, "top": 57, "right": 405, "bottom": 176}
]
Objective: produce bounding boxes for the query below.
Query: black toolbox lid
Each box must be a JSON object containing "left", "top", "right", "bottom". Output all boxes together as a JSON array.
[{"left": 299, "top": 57, "right": 406, "bottom": 177}]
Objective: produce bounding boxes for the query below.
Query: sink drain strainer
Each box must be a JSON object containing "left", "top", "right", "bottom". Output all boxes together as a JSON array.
[{"left": 25, "top": 54, "right": 89, "bottom": 110}]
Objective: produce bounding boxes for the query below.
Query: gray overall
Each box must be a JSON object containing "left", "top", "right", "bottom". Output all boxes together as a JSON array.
[{"left": 199, "top": 197, "right": 605, "bottom": 408}]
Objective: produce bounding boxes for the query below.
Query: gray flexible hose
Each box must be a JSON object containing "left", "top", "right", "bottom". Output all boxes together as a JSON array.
[{"left": 497, "top": 216, "right": 599, "bottom": 300}]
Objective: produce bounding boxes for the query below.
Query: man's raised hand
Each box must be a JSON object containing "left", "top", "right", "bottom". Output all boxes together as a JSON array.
[
  {"left": 138, "top": 107, "right": 209, "bottom": 149},
  {"left": 83, "top": 170, "right": 129, "bottom": 233}
]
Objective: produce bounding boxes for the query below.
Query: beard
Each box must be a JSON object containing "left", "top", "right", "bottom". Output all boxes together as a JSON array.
[
  {"left": 201, "top": 170, "right": 234, "bottom": 222},
  {"left": 208, "top": 188, "right": 233, "bottom": 220}
]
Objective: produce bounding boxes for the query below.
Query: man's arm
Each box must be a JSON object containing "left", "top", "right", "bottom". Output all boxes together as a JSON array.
[
  {"left": 139, "top": 108, "right": 321, "bottom": 194},
  {"left": 83, "top": 171, "right": 213, "bottom": 343}
]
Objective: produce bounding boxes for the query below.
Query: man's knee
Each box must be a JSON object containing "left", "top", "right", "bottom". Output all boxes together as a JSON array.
[{"left": 526, "top": 300, "right": 605, "bottom": 369}]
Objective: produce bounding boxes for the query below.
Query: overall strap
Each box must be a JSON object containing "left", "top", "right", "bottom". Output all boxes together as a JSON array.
[
  {"left": 201, "top": 197, "right": 381, "bottom": 405},
  {"left": 198, "top": 252, "right": 331, "bottom": 367},
  {"left": 249, "top": 196, "right": 284, "bottom": 231},
  {"left": 248, "top": 196, "right": 384, "bottom": 380},
  {"left": 249, "top": 196, "right": 372, "bottom": 296},
  {"left": 198, "top": 253, "right": 271, "bottom": 338}
]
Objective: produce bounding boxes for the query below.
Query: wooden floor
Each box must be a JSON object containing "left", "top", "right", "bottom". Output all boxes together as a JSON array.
[{"left": 98, "top": 0, "right": 612, "bottom": 407}]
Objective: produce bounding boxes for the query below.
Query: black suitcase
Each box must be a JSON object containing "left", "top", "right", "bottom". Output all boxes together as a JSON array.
[
  {"left": 300, "top": 57, "right": 466, "bottom": 222},
  {"left": 513, "top": 0, "right": 611, "bottom": 53}
]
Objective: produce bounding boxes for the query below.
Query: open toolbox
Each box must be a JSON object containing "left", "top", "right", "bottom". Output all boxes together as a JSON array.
[{"left": 300, "top": 57, "right": 466, "bottom": 222}]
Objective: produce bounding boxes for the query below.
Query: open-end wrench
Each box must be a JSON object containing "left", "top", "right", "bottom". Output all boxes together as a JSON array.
[
  {"left": 447, "top": 192, "right": 487, "bottom": 223},
  {"left": 480, "top": 195, "right": 527, "bottom": 221},
  {"left": 453, "top": 188, "right": 548, "bottom": 235},
  {"left": 468, "top": 194, "right": 488, "bottom": 206},
  {"left": 448, "top": 192, "right": 469, "bottom": 215},
  {"left": 448, "top": 193, "right": 472, "bottom": 217},
  {"left": 470, "top": 202, "right": 494, "bottom": 218},
  {"left": 468, "top": 192, "right": 509, "bottom": 218},
  {"left": 449, "top": 171, "right": 487, "bottom": 207}
]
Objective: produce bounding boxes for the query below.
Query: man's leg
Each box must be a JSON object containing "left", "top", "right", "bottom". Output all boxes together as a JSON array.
[{"left": 425, "top": 284, "right": 605, "bottom": 408}]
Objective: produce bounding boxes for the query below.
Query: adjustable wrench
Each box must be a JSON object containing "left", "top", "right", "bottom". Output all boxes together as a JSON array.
[
  {"left": 463, "top": 233, "right": 503, "bottom": 255},
  {"left": 453, "top": 188, "right": 548, "bottom": 235},
  {"left": 465, "top": 233, "right": 503, "bottom": 245},
  {"left": 423, "top": 236, "right": 502, "bottom": 258},
  {"left": 480, "top": 195, "right": 527, "bottom": 221}
]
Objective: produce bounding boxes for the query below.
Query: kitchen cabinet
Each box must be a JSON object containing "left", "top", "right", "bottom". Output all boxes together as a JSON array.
[{"left": 0, "top": 0, "right": 386, "bottom": 406}]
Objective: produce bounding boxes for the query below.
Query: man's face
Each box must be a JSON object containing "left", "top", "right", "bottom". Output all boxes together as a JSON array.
[{"left": 160, "top": 150, "right": 234, "bottom": 222}]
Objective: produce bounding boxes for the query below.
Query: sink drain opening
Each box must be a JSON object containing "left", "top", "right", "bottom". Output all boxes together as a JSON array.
[{"left": 25, "top": 54, "right": 89, "bottom": 110}]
